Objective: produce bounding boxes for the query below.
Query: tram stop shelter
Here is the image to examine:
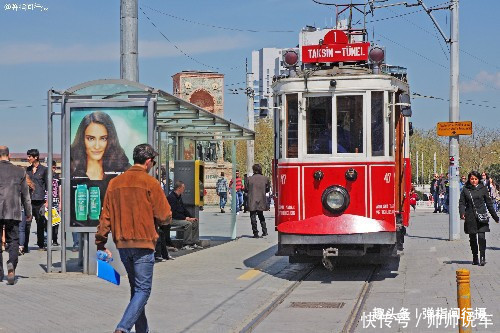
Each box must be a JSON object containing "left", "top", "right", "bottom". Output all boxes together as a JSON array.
[{"left": 46, "top": 79, "right": 254, "bottom": 274}]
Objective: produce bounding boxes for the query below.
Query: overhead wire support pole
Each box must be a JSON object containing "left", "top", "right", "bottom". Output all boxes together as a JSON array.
[
  {"left": 417, "top": 0, "right": 460, "bottom": 240},
  {"left": 367, "top": 0, "right": 460, "bottom": 240},
  {"left": 417, "top": 0, "right": 450, "bottom": 42}
]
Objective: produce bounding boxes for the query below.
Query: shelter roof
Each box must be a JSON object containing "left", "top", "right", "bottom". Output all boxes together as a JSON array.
[{"left": 62, "top": 79, "right": 254, "bottom": 141}]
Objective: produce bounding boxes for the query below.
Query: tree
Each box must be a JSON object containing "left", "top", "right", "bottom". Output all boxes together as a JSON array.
[
  {"left": 410, "top": 125, "right": 499, "bottom": 184},
  {"left": 486, "top": 164, "right": 500, "bottom": 183},
  {"left": 254, "top": 118, "right": 274, "bottom": 178}
]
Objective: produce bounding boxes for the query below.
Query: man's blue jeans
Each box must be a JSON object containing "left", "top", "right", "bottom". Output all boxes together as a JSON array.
[
  {"left": 236, "top": 191, "right": 244, "bottom": 212},
  {"left": 219, "top": 192, "right": 227, "bottom": 209},
  {"left": 116, "top": 248, "right": 155, "bottom": 333}
]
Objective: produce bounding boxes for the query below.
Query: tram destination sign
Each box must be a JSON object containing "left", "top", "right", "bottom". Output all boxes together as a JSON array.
[
  {"left": 301, "top": 29, "right": 370, "bottom": 63},
  {"left": 436, "top": 121, "right": 472, "bottom": 136}
]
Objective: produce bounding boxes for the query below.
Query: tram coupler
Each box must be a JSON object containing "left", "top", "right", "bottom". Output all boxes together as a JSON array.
[{"left": 322, "top": 247, "right": 338, "bottom": 271}]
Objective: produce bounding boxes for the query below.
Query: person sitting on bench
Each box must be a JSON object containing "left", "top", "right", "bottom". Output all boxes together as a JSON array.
[{"left": 167, "top": 181, "right": 203, "bottom": 250}]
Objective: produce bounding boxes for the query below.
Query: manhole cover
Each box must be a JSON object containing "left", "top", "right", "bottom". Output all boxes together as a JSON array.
[{"left": 290, "top": 302, "right": 345, "bottom": 309}]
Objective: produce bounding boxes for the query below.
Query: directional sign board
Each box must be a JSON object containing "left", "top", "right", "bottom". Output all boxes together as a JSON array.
[{"left": 437, "top": 121, "right": 472, "bottom": 136}]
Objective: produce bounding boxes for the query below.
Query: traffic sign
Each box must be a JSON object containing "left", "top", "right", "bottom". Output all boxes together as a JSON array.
[{"left": 436, "top": 121, "right": 472, "bottom": 136}]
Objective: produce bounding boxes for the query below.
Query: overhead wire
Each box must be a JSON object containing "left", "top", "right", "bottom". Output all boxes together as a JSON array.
[
  {"left": 412, "top": 92, "right": 497, "bottom": 109},
  {"left": 139, "top": 7, "right": 243, "bottom": 72},
  {"left": 377, "top": 33, "right": 500, "bottom": 92},
  {"left": 142, "top": 5, "right": 294, "bottom": 33}
]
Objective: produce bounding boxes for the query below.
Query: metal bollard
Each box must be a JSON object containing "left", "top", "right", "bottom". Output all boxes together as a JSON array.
[{"left": 456, "top": 269, "right": 471, "bottom": 333}]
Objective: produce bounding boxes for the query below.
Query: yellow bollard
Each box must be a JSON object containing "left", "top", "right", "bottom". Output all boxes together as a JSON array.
[{"left": 456, "top": 269, "right": 472, "bottom": 333}]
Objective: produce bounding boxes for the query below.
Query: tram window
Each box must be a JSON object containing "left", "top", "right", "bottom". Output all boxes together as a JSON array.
[
  {"left": 371, "top": 91, "right": 385, "bottom": 156},
  {"left": 388, "top": 93, "right": 394, "bottom": 157},
  {"left": 306, "top": 97, "right": 332, "bottom": 154},
  {"left": 336, "top": 95, "right": 363, "bottom": 153},
  {"left": 286, "top": 94, "right": 298, "bottom": 158}
]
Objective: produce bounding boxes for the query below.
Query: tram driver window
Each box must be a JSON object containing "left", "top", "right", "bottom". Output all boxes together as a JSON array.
[
  {"left": 371, "top": 91, "right": 385, "bottom": 156},
  {"left": 286, "top": 94, "right": 298, "bottom": 158},
  {"left": 336, "top": 95, "right": 363, "bottom": 153},
  {"left": 306, "top": 97, "right": 332, "bottom": 154}
]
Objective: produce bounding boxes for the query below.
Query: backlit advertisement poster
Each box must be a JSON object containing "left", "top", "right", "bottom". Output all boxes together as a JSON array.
[{"left": 69, "top": 107, "right": 148, "bottom": 228}]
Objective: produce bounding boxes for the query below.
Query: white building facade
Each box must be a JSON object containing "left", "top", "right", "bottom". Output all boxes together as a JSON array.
[{"left": 251, "top": 48, "right": 288, "bottom": 119}]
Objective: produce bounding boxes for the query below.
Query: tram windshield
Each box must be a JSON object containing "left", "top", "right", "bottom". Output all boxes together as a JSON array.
[
  {"left": 306, "top": 96, "right": 332, "bottom": 154},
  {"left": 336, "top": 95, "right": 363, "bottom": 154}
]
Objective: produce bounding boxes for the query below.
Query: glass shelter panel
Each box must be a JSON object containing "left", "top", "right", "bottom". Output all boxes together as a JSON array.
[
  {"left": 336, "top": 95, "right": 364, "bottom": 154},
  {"left": 306, "top": 97, "right": 332, "bottom": 154},
  {"left": 286, "top": 94, "right": 298, "bottom": 158},
  {"left": 371, "top": 91, "right": 385, "bottom": 156}
]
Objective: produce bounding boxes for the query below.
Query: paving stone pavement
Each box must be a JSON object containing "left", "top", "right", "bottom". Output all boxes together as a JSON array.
[
  {"left": 356, "top": 209, "right": 500, "bottom": 333},
  {"left": 2, "top": 207, "right": 500, "bottom": 333}
]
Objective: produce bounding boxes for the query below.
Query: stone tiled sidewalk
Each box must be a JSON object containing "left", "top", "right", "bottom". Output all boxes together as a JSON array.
[{"left": 357, "top": 210, "right": 500, "bottom": 333}]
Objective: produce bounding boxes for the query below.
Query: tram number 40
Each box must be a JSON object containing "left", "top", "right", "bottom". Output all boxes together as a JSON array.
[{"left": 383, "top": 173, "right": 392, "bottom": 183}]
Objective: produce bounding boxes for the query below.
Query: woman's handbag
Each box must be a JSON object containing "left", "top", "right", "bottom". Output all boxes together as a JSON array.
[{"left": 467, "top": 189, "right": 489, "bottom": 223}]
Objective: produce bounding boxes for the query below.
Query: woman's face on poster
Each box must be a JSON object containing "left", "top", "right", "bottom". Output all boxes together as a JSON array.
[{"left": 84, "top": 122, "right": 108, "bottom": 162}]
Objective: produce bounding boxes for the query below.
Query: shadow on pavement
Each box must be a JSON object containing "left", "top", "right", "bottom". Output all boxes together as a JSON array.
[{"left": 407, "top": 234, "right": 448, "bottom": 241}]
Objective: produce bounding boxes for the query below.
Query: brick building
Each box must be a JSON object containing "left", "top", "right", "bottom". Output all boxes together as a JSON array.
[
  {"left": 172, "top": 71, "right": 224, "bottom": 117},
  {"left": 172, "top": 71, "right": 233, "bottom": 205}
]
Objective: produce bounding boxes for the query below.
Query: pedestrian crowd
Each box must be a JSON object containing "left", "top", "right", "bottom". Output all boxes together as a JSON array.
[
  {"left": 428, "top": 172, "right": 500, "bottom": 214},
  {"left": 1, "top": 142, "right": 273, "bottom": 332}
]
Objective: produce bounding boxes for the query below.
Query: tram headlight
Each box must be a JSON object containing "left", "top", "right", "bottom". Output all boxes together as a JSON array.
[{"left": 321, "top": 186, "right": 350, "bottom": 213}]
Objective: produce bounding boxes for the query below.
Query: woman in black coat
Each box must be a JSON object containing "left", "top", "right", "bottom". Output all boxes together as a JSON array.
[{"left": 459, "top": 171, "right": 499, "bottom": 266}]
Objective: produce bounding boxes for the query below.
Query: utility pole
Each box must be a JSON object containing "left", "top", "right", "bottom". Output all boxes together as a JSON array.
[
  {"left": 421, "top": 152, "right": 424, "bottom": 186},
  {"left": 433, "top": 152, "right": 437, "bottom": 176},
  {"left": 415, "top": 0, "right": 460, "bottom": 240},
  {"left": 246, "top": 59, "right": 255, "bottom": 175},
  {"left": 448, "top": 0, "right": 460, "bottom": 240},
  {"left": 120, "top": 0, "right": 138, "bottom": 81},
  {"left": 416, "top": 151, "right": 419, "bottom": 185}
]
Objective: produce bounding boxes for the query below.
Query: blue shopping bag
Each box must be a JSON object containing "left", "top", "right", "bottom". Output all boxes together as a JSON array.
[{"left": 96, "top": 259, "right": 120, "bottom": 285}]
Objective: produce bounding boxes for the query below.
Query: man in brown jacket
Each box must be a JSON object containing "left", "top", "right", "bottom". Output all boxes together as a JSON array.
[{"left": 96, "top": 144, "right": 171, "bottom": 333}]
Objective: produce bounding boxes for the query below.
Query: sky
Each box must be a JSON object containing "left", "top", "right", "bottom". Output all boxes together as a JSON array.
[{"left": 1, "top": 0, "right": 499, "bottom": 153}]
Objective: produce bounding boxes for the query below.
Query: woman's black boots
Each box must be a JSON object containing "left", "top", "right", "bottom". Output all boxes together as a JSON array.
[
  {"left": 479, "top": 251, "right": 486, "bottom": 266},
  {"left": 472, "top": 254, "right": 479, "bottom": 265}
]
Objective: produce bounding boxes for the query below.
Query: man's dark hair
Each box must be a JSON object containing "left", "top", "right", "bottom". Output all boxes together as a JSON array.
[
  {"left": 27, "top": 148, "right": 39, "bottom": 159},
  {"left": 236, "top": 170, "right": 239, "bottom": 173},
  {"left": 52, "top": 160, "right": 57, "bottom": 167},
  {"left": 173, "top": 180, "right": 185, "bottom": 191},
  {"left": 220, "top": 172, "right": 224, "bottom": 176},
  {"left": 133, "top": 144, "right": 158, "bottom": 164},
  {"left": 0, "top": 146, "right": 9, "bottom": 157},
  {"left": 252, "top": 163, "right": 262, "bottom": 175}
]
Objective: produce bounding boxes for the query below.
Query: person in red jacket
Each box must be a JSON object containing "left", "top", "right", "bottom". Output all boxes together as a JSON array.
[
  {"left": 229, "top": 170, "right": 244, "bottom": 214},
  {"left": 409, "top": 187, "right": 418, "bottom": 211}
]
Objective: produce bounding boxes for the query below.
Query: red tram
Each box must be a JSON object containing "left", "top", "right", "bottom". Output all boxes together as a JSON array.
[{"left": 272, "top": 27, "right": 412, "bottom": 268}]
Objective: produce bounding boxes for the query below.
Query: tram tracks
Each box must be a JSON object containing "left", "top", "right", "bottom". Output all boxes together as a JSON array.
[
  {"left": 239, "top": 263, "right": 379, "bottom": 333},
  {"left": 341, "top": 265, "right": 379, "bottom": 333},
  {"left": 239, "top": 264, "right": 317, "bottom": 333}
]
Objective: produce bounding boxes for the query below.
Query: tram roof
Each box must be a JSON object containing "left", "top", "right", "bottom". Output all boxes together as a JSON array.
[{"left": 62, "top": 79, "right": 255, "bottom": 141}]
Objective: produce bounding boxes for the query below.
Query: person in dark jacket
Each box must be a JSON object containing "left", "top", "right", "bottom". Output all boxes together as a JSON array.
[
  {"left": 459, "top": 170, "right": 499, "bottom": 266},
  {"left": 0, "top": 146, "right": 32, "bottom": 284},
  {"left": 246, "top": 164, "right": 271, "bottom": 238},
  {"left": 430, "top": 174, "right": 441, "bottom": 213},
  {"left": 26, "top": 148, "right": 48, "bottom": 250},
  {"left": 167, "top": 181, "right": 202, "bottom": 250}
]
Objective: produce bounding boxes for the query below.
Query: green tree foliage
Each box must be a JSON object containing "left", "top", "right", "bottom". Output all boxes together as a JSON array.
[
  {"left": 410, "top": 125, "right": 499, "bottom": 184},
  {"left": 486, "top": 164, "right": 500, "bottom": 183},
  {"left": 254, "top": 118, "right": 274, "bottom": 178}
]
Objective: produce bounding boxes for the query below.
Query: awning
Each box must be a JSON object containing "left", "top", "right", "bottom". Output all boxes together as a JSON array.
[{"left": 64, "top": 79, "right": 254, "bottom": 141}]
